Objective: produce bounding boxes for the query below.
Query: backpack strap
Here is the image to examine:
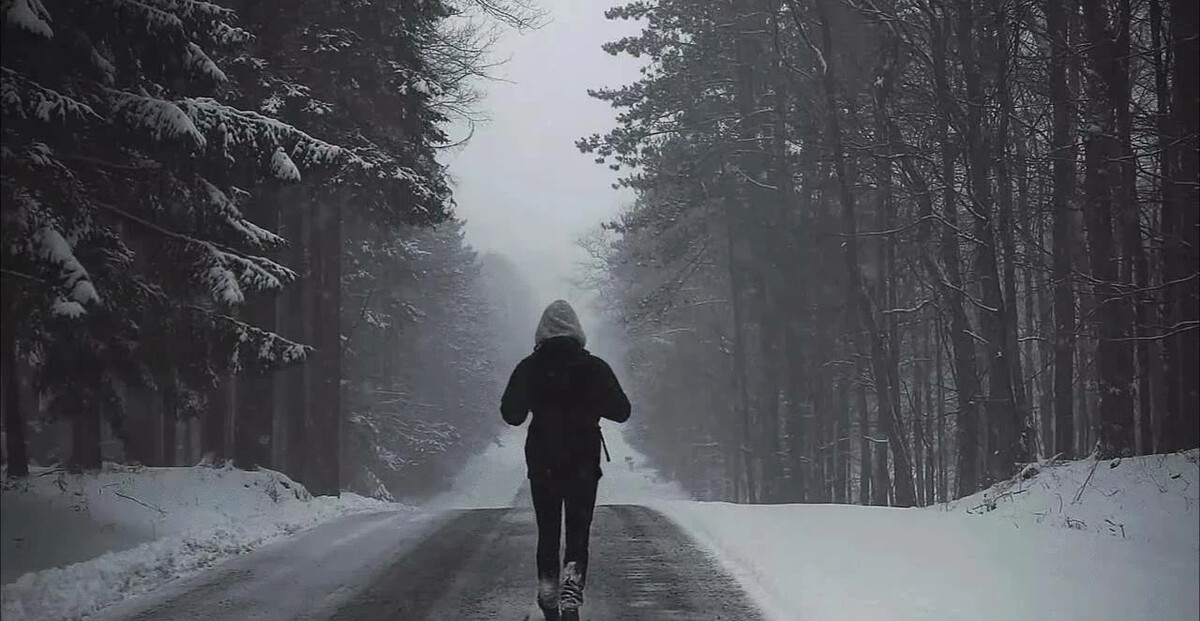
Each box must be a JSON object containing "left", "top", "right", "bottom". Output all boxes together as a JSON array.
[{"left": 599, "top": 428, "right": 611, "bottom": 462}]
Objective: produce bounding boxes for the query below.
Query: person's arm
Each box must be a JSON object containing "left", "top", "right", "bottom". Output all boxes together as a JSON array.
[
  {"left": 500, "top": 357, "right": 531, "bottom": 426},
  {"left": 594, "top": 357, "right": 631, "bottom": 423}
]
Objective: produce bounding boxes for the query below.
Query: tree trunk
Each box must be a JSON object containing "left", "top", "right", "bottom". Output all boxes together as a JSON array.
[
  {"left": 857, "top": 384, "right": 872, "bottom": 505},
  {"left": 1047, "top": 0, "right": 1077, "bottom": 460},
  {"left": 280, "top": 186, "right": 311, "bottom": 481},
  {"left": 71, "top": 401, "right": 102, "bottom": 471},
  {"left": 956, "top": 0, "right": 1026, "bottom": 484},
  {"left": 161, "top": 373, "right": 177, "bottom": 467},
  {"left": 784, "top": 320, "right": 809, "bottom": 503},
  {"left": 995, "top": 5, "right": 1029, "bottom": 423},
  {"left": 202, "top": 373, "right": 230, "bottom": 463},
  {"left": 1080, "top": 3, "right": 1136, "bottom": 458},
  {"left": 234, "top": 193, "right": 281, "bottom": 471},
  {"left": 1147, "top": 0, "right": 1170, "bottom": 454},
  {"left": 926, "top": 5, "right": 983, "bottom": 497},
  {"left": 914, "top": 330, "right": 927, "bottom": 506},
  {"left": 936, "top": 314, "right": 947, "bottom": 502},
  {"left": 2, "top": 301, "right": 29, "bottom": 477},
  {"left": 814, "top": 0, "right": 915, "bottom": 507},
  {"left": 835, "top": 379, "right": 850, "bottom": 503},
  {"left": 1167, "top": 0, "right": 1200, "bottom": 450},
  {"left": 307, "top": 193, "right": 344, "bottom": 496}
]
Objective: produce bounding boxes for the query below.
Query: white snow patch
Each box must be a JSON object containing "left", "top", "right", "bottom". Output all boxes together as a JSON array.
[
  {"left": 270, "top": 146, "right": 301, "bottom": 181},
  {"left": 1, "top": 464, "right": 401, "bottom": 621},
  {"left": 108, "top": 91, "right": 206, "bottom": 149},
  {"left": 184, "top": 42, "right": 227, "bottom": 83},
  {"left": 38, "top": 227, "right": 100, "bottom": 306},
  {"left": 945, "top": 451, "right": 1199, "bottom": 552},
  {"left": 3, "top": 0, "right": 53, "bottom": 39},
  {"left": 205, "top": 263, "right": 244, "bottom": 304},
  {"left": 425, "top": 425, "right": 527, "bottom": 510},
  {"left": 49, "top": 298, "right": 84, "bottom": 318},
  {"left": 653, "top": 450, "right": 1200, "bottom": 621}
]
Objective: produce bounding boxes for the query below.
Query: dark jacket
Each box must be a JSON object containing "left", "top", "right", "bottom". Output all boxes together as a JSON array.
[{"left": 501, "top": 336, "right": 631, "bottom": 481}]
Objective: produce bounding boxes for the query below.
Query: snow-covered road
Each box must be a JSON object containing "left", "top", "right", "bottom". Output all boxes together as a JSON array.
[{"left": 94, "top": 496, "right": 765, "bottom": 620}]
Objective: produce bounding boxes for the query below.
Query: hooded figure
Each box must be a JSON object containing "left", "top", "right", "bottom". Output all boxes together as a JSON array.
[
  {"left": 534, "top": 299, "right": 588, "bottom": 348},
  {"left": 501, "top": 300, "right": 630, "bottom": 621}
]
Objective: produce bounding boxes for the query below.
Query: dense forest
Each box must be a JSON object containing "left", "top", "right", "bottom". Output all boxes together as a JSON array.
[
  {"left": 582, "top": 0, "right": 1199, "bottom": 505},
  {"left": 0, "top": 0, "right": 539, "bottom": 500},
  {"left": 2, "top": 0, "right": 1196, "bottom": 510}
]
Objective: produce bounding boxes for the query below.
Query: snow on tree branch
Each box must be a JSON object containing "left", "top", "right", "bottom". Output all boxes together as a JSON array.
[
  {"left": 211, "top": 21, "right": 251, "bottom": 45},
  {"left": 138, "top": 0, "right": 233, "bottom": 21},
  {"left": 2, "top": 0, "right": 53, "bottom": 39},
  {"left": 38, "top": 226, "right": 101, "bottom": 308},
  {"left": 189, "top": 305, "right": 311, "bottom": 369},
  {"left": 1, "top": 67, "right": 100, "bottom": 124},
  {"left": 179, "top": 97, "right": 344, "bottom": 170},
  {"left": 93, "top": 201, "right": 294, "bottom": 304},
  {"left": 107, "top": 90, "right": 206, "bottom": 149},
  {"left": 107, "top": 0, "right": 185, "bottom": 33},
  {"left": 184, "top": 42, "right": 228, "bottom": 82},
  {"left": 198, "top": 178, "right": 284, "bottom": 248},
  {"left": 270, "top": 146, "right": 300, "bottom": 181}
]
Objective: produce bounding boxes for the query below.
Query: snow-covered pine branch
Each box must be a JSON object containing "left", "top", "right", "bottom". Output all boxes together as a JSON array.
[
  {"left": 106, "top": 90, "right": 207, "bottom": 149},
  {"left": 179, "top": 97, "right": 344, "bottom": 172},
  {"left": 37, "top": 227, "right": 102, "bottom": 316},
  {"left": 184, "top": 42, "right": 228, "bottom": 83},
  {"left": 188, "top": 305, "right": 311, "bottom": 370},
  {"left": 91, "top": 200, "right": 295, "bottom": 304},
  {"left": 1, "top": 67, "right": 101, "bottom": 124},
  {"left": 137, "top": 0, "right": 233, "bottom": 21},
  {"left": 197, "top": 178, "right": 285, "bottom": 248},
  {"left": 2, "top": 0, "right": 53, "bottom": 38}
]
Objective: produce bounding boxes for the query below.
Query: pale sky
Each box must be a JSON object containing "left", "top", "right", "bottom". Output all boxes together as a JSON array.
[{"left": 441, "top": 1, "right": 643, "bottom": 314}]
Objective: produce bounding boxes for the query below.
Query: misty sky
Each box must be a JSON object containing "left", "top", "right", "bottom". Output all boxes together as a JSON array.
[{"left": 441, "top": 1, "right": 643, "bottom": 311}]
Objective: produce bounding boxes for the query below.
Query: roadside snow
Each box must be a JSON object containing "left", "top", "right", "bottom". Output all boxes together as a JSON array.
[
  {"left": 425, "top": 424, "right": 528, "bottom": 510},
  {"left": 943, "top": 450, "right": 1199, "bottom": 552},
  {"left": 595, "top": 424, "right": 690, "bottom": 505},
  {"left": 652, "top": 450, "right": 1200, "bottom": 621},
  {"left": 1, "top": 463, "right": 401, "bottom": 621}
]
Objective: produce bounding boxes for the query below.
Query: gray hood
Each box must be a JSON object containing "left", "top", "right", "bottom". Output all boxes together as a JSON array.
[{"left": 535, "top": 300, "right": 587, "bottom": 347}]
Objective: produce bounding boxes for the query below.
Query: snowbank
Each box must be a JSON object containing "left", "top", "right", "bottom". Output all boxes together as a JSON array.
[
  {"left": 1, "top": 463, "right": 401, "bottom": 621},
  {"left": 653, "top": 450, "right": 1200, "bottom": 621},
  {"left": 943, "top": 450, "right": 1200, "bottom": 552}
]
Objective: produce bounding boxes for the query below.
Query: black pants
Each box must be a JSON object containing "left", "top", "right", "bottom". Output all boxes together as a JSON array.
[{"left": 530, "top": 475, "right": 599, "bottom": 596}]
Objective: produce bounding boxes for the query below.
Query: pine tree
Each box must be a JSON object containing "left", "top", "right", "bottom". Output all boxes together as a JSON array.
[{"left": 1, "top": 0, "right": 346, "bottom": 472}]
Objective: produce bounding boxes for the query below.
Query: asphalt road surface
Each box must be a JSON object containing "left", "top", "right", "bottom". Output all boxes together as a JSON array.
[{"left": 98, "top": 496, "right": 766, "bottom": 621}]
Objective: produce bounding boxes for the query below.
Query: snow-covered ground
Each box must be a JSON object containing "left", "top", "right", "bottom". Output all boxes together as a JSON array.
[
  {"left": 4, "top": 423, "right": 1197, "bottom": 621},
  {"left": 649, "top": 450, "right": 1200, "bottom": 621},
  {"left": 0, "top": 462, "right": 401, "bottom": 621}
]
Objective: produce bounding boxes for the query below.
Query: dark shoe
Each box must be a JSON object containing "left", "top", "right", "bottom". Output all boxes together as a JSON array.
[
  {"left": 560, "top": 561, "right": 583, "bottom": 620},
  {"left": 538, "top": 579, "right": 560, "bottom": 620}
]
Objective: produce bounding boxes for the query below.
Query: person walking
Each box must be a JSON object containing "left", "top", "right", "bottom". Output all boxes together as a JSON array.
[{"left": 501, "top": 300, "right": 631, "bottom": 621}]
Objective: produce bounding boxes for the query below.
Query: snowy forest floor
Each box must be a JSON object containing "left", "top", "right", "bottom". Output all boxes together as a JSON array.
[{"left": 2, "top": 427, "right": 1197, "bottom": 621}]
